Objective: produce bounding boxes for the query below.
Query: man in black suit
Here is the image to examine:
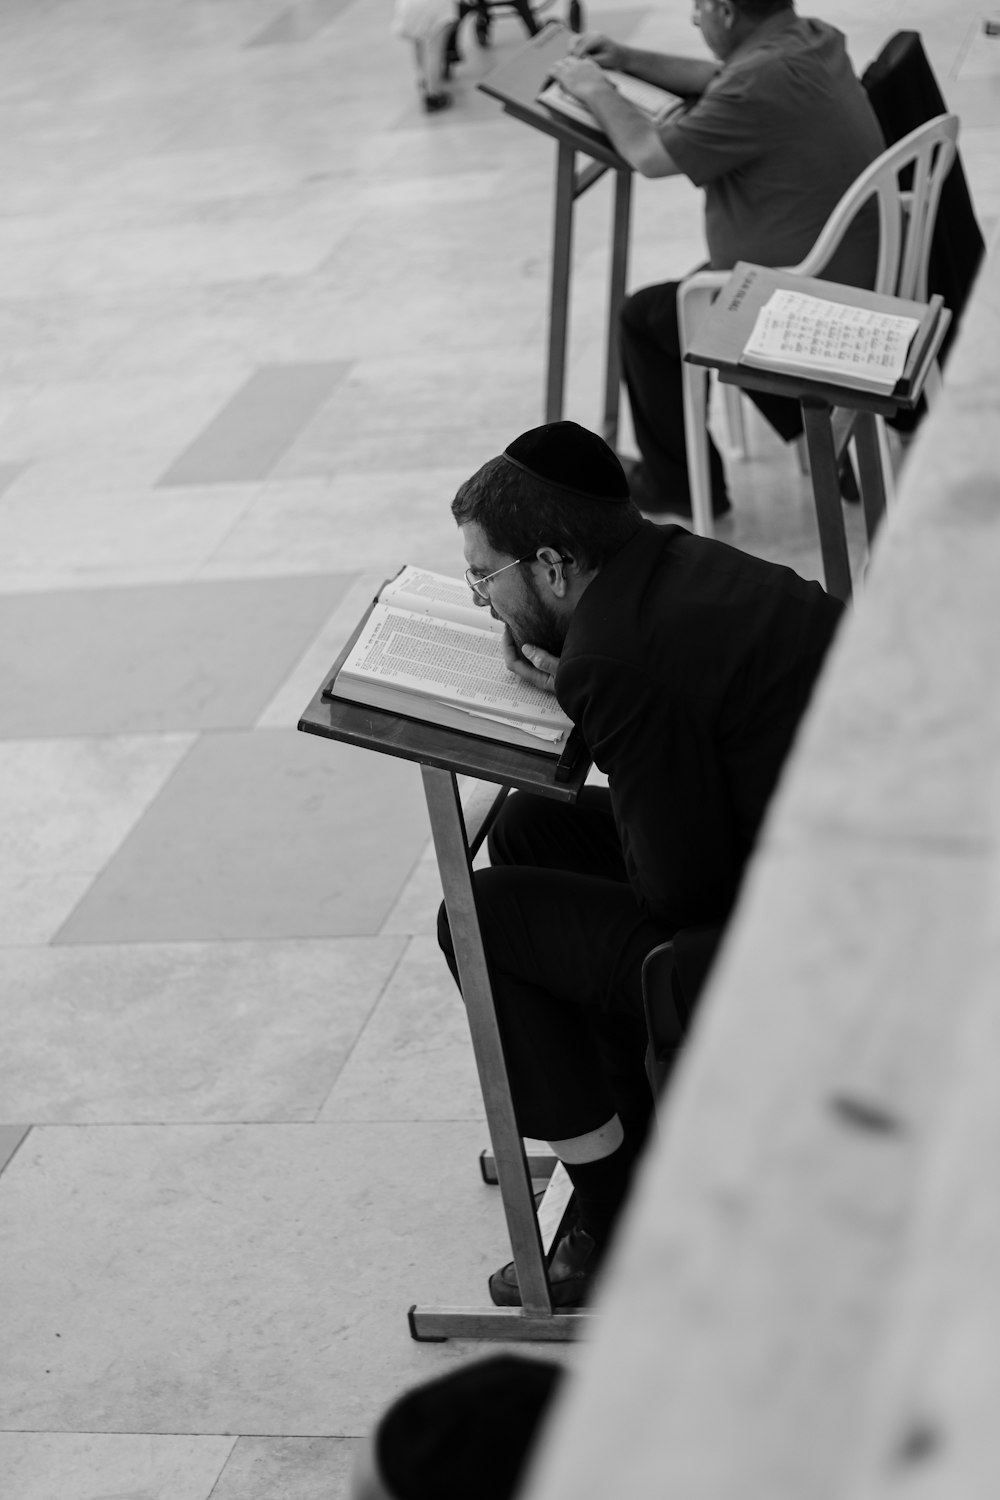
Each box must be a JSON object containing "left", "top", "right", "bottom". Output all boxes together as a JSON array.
[{"left": 440, "top": 420, "right": 843, "bottom": 1307}]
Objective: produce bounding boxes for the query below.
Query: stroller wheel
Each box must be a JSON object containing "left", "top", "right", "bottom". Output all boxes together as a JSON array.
[{"left": 568, "top": 0, "right": 584, "bottom": 32}]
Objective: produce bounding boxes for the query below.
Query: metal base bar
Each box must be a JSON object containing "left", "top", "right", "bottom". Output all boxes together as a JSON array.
[
  {"left": 409, "top": 1304, "right": 593, "bottom": 1343},
  {"left": 480, "top": 1149, "right": 559, "bottom": 1185}
]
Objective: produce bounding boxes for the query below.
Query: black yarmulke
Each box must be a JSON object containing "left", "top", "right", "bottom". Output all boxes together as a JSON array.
[
  {"left": 503, "top": 420, "right": 630, "bottom": 502},
  {"left": 375, "top": 1354, "right": 562, "bottom": 1500}
]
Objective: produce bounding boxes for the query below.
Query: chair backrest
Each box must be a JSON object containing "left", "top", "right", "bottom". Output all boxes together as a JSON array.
[
  {"left": 794, "top": 113, "right": 959, "bottom": 304},
  {"left": 862, "top": 34, "right": 983, "bottom": 352}
]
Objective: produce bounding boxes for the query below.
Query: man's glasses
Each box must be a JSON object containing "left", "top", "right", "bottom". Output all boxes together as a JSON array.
[{"left": 464, "top": 555, "right": 531, "bottom": 601}]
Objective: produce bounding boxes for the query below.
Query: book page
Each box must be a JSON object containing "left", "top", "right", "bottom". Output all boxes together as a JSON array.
[
  {"left": 379, "top": 565, "right": 500, "bottom": 632},
  {"left": 341, "top": 605, "right": 571, "bottom": 729},
  {"left": 609, "top": 70, "right": 682, "bottom": 121},
  {"left": 538, "top": 70, "right": 680, "bottom": 131},
  {"left": 743, "top": 289, "right": 920, "bottom": 389}
]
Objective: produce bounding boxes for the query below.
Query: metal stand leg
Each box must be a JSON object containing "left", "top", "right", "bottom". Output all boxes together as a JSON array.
[
  {"left": 410, "top": 766, "right": 591, "bottom": 1341},
  {"left": 480, "top": 1150, "right": 558, "bottom": 1184},
  {"left": 852, "top": 410, "right": 889, "bottom": 548},
  {"left": 801, "top": 399, "right": 853, "bottom": 603},
  {"left": 545, "top": 141, "right": 576, "bottom": 423},
  {"left": 601, "top": 167, "right": 632, "bottom": 447}
]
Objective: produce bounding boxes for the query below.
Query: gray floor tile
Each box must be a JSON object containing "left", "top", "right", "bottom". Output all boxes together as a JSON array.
[
  {"left": 322, "top": 936, "right": 484, "bottom": 1123},
  {"left": 211, "top": 1437, "right": 363, "bottom": 1500},
  {"left": 0, "top": 734, "right": 197, "bottom": 923},
  {"left": 248, "top": 0, "right": 357, "bottom": 48},
  {"left": 0, "top": 1434, "right": 234, "bottom": 1500},
  {"left": 379, "top": 848, "right": 444, "bottom": 937},
  {"left": 0, "top": 939, "right": 405, "bottom": 1123},
  {"left": 0, "top": 1125, "right": 29, "bottom": 1175},
  {"left": 0, "top": 460, "right": 28, "bottom": 496},
  {"left": 55, "top": 730, "right": 430, "bottom": 944},
  {"left": 0, "top": 1122, "right": 511, "bottom": 1435},
  {"left": 0, "top": 575, "right": 353, "bottom": 738},
  {"left": 157, "top": 364, "right": 351, "bottom": 486}
]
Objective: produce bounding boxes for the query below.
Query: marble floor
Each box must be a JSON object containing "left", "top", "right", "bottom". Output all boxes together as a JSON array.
[{"left": 1, "top": 2, "right": 998, "bottom": 1497}]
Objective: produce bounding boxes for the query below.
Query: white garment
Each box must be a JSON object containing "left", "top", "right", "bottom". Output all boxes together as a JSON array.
[{"left": 392, "top": 0, "right": 455, "bottom": 42}]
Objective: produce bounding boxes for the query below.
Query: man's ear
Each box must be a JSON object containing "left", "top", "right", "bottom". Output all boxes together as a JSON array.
[{"left": 535, "top": 546, "right": 571, "bottom": 597}]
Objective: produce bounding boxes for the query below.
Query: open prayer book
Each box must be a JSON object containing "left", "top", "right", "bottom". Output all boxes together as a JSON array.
[
  {"left": 685, "top": 262, "right": 949, "bottom": 402},
  {"left": 742, "top": 288, "right": 921, "bottom": 394},
  {"left": 538, "top": 70, "right": 680, "bottom": 133},
  {"left": 323, "top": 566, "right": 574, "bottom": 756}
]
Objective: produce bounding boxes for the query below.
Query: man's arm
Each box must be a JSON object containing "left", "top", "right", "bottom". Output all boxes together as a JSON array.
[
  {"left": 503, "top": 629, "right": 558, "bottom": 694},
  {"left": 570, "top": 32, "right": 719, "bottom": 99},
  {"left": 550, "top": 55, "right": 683, "bottom": 176}
]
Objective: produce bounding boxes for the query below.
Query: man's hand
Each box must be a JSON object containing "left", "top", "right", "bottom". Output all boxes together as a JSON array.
[
  {"left": 551, "top": 53, "right": 613, "bottom": 104},
  {"left": 568, "top": 30, "right": 625, "bottom": 70},
  {"left": 502, "top": 628, "right": 559, "bottom": 694}
]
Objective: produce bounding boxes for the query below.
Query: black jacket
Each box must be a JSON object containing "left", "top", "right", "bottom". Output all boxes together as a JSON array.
[
  {"left": 556, "top": 523, "right": 843, "bottom": 935},
  {"left": 862, "top": 30, "right": 984, "bottom": 371}
]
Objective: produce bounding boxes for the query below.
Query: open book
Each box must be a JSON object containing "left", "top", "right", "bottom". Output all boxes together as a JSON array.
[
  {"left": 686, "top": 262, "right": 948, "bottom": 403},
  {"left": 323, "top": 566, "right": 574, "bottom": 757},
  {"left": 538, "top": 69, "right": 680, "bottom": 134},
  {"left": 741, "top": 288, "right": 921, "bottom": 394}
]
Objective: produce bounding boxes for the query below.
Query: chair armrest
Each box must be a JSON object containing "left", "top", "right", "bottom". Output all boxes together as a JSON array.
[{"left": 677, "top": 269, "right": 729, "bottom": 348}]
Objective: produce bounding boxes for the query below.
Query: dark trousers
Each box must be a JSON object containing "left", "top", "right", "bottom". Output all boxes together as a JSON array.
[
  {"left": 620, "top": 280, "right": 806, "bottom": 511},
  {"left": 437, "top": 788, "right": 666, "bottom": 1143}
]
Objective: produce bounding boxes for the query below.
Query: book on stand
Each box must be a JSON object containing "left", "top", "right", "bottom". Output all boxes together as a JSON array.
[
  {"left": 537, "top": 70, "right": 681, "bottom": 134},
  {"left": 685, "top": 261, "right": 949, "bottom": 403},
  {"left": 323, "top": 566, "right": 574, "bottom": 758}
]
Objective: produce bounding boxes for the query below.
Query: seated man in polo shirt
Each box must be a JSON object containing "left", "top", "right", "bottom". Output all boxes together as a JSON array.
[{"left": 551, "top": 0, "right": 885, "bottom": 518}]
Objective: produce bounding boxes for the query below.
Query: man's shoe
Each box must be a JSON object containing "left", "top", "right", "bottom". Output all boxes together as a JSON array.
[
  {"left": 839, "top": 452, "right": 860, "bottom": 504},
  {"left": 488, "top": 1225, "right": 600, "bottom": 1309}
]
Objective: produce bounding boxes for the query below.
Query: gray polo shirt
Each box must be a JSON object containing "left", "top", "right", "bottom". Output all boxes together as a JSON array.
[{"left": 662, "top": 10, "right": 884, "bottom": 284}]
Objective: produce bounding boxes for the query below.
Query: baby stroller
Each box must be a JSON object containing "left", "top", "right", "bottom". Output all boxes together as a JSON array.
[{"left": 447, "top": 0, "right": 583, "bottom": 70}]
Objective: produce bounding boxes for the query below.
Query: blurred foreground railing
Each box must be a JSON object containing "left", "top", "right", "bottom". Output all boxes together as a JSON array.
[{"left": 522, "top": 232, "right": 1000, "bottom": 1500}]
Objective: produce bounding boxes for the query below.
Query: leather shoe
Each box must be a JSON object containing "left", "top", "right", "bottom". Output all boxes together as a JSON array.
[
  {"left": 488, "top": 1225, "right": 600, "bottom": 1308},
  {"left": 839, "top": 452, "right": 860, "bottom": 504}
]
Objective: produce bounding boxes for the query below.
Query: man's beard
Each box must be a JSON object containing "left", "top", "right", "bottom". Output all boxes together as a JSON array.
[{"left": 495, "top": 575, "right": 567, "bottom": 657}]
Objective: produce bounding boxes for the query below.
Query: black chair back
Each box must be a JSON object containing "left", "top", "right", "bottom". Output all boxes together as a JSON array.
[{"left": 862, "top": 31, "right": 984, "bottom": 379}]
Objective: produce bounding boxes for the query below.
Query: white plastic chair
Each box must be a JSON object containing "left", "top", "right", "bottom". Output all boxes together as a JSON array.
[{"left": 677, "top": 112, "right": 960, "bottom": 536}]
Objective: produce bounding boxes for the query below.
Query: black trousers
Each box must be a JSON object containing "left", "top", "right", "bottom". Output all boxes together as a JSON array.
[
  {"left": 437, "top": 788, "right": 667, "bottom": 1143},
  {"left": 620, "top": 279, "right": 806, "bottom": 512}
]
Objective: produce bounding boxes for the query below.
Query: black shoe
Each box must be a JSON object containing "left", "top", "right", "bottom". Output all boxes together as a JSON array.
[
  {"left": 839, "top": 452, "right": 860, "bottom": 504},
  {"left": 422, "top": 91, "right": 452, "bottom": 113},
  {"left": 488, "top": 1225, "right": 600, "bottom": 1308},
  {"left": 626, "top": 458, "right": 731, "bottom": 521}
]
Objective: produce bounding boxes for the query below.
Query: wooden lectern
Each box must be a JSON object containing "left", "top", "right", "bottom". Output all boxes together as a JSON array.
[
  {"left": 479, "top": 22, "right": 634, "bottom": 444},
  {"left": 299, "top": 680, "right": 594, "bottom": 1341}
]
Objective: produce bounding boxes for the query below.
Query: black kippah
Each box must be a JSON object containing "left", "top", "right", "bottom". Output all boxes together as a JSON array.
[
  {"left": 502, "top": 420, "right": 630, "bottom": 503},
  {"left": 375, "top": 1355, "right": 562, "bottom": 1500}
]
